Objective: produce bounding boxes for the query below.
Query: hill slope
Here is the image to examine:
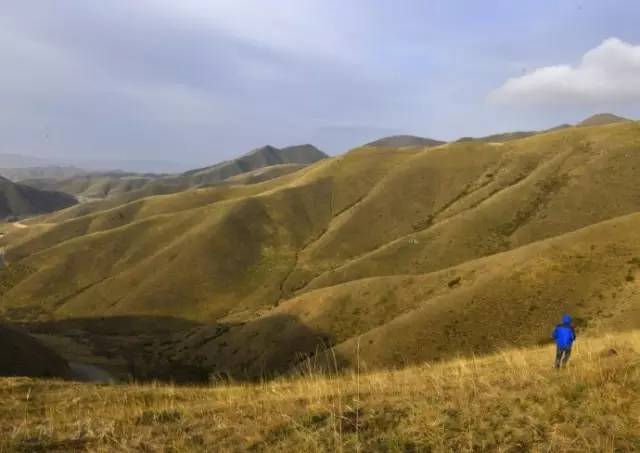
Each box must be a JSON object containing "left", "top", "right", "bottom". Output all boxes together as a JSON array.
[
  {"left": 1, "top": 121, "right": 640, "bottom": 378},
  {"left": 181, "top": 144, "right": 327, "bottom": 185},
  {"left": 22, "top": 172, "right": 158, "bottom": 201},
  {"left": 23, "top": 144, "right": 327, "bottom": 202},
  {"left": 0, "top": 323, "right": 69, "bottom": 378},
  {"left": 1, "top": 330, "right": 638, "bottom": 451},
  {"left": 0, "top": 177, "right": 77, "bottom": 220}
]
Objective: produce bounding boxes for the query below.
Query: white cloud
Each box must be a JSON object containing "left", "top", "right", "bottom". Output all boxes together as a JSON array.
[{"left": 489, "top": 38, "right": 640, "bottom": 105}]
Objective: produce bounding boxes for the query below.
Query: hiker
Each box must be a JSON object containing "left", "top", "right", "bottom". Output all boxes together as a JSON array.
[{"left": 552, "top": 314, "right": 576, "bottom": 368}]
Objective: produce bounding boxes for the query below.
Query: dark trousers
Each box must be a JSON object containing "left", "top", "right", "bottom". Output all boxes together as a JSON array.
[{"left": 555, "top": 346, "right": 572, "bottom": 368}]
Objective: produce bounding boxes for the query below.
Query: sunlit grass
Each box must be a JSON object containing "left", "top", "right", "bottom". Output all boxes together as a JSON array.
[{"left": 1, "top": 331, "right": 639, "bottom": 452}]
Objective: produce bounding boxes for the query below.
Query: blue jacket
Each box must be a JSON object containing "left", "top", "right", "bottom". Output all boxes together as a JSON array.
[{"left": 552, "top": 317, "right": 576, "bottom": 349}]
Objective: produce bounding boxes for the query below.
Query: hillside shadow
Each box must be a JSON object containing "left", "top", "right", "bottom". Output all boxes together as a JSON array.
[
  {"left": 16, "top": 314, "right": 344, "bottom": 384},
  {"left": 197, "top": 313, "right": 345, "bottom": 382},
  {"left": 22, "top": 315, "right": 201, "bottom": 336},
  {"left": 16, "top": 316, "right": 208, "bottom": 383}
]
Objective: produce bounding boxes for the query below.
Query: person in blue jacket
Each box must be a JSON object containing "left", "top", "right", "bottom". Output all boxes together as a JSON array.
[{"left": 552, "top": 314, "right": 576, "bottom": 368}]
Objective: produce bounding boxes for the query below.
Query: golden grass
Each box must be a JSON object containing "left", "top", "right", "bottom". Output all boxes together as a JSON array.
[{"left": 1, "top": 331, "right": 639, "bottom": 452}]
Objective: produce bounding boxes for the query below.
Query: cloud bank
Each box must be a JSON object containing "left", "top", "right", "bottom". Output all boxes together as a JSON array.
[{"left": 490, "top": 38, "right": 640, "bottom": 105}]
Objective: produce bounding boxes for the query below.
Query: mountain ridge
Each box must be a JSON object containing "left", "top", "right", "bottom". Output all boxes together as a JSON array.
[{"left": 1, "top": 117, "right": 639, "bottom": 380}]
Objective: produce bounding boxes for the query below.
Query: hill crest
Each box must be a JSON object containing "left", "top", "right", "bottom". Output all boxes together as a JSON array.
[
  {"left": 577, "top": 113, "right": 631, "bottom": 127},
  {"left": 365, "top": 135, "right": 445, "bottom": 148}
]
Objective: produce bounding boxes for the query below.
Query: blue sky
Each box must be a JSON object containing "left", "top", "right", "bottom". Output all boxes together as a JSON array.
[{"left": 2, "top": 1, "right": 640, "bottom": 168}]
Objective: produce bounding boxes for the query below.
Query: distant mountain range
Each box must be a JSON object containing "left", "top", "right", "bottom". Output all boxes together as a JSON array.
[
  {"left": 0, "top": 166, "right": 86, "bottom": 182},
  {"left": 0, "top": 153, "right": 56, "bottom": 168},
  {"left": 20, "top": 144, "right": 328, "bottom": 202},
  {"left": 364, "top": 113, "right": 631, "bottom": 148},
  {"left": 456, "top": 113, "right": 628, "bottom": 143},
  {"left": 182, "top": 144, "right": 328, "bottom": 185}
]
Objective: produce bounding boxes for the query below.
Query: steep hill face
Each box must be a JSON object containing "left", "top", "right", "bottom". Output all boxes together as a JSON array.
[
  {"left": 1, "top": 121, "right": 640, "bottom": 378},
  {"left": 365, "top": 135, "right": 445, "bottom": 148},
  {"left": 0, "top": 323, "right": 69, "bottom": 378},
  {"left": 0, "top": 177, "right": 77, "bottom": 220}
]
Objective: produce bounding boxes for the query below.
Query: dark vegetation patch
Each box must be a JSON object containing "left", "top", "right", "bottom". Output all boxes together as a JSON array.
[{"left": 12, "top": 436, "right": 90, "bottom": 453}]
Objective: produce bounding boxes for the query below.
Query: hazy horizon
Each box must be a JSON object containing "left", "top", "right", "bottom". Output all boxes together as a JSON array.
[{"left": 3, "top": 1, "right": 640, "bottom": 169}]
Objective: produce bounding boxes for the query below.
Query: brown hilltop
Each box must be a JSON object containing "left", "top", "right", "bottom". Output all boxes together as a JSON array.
[{"left": 577, "top": 112, "right": 631, "bottom": 127}]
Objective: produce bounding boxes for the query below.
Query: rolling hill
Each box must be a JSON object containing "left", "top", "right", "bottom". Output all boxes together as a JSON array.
[
  {"left": 364, "top": 135, "right": 445, "bottom": 148},
  {"left": 577, "top": 112, "right": 631, "bottom": 127},
  {"left": 0, "top": 118, "right": 639, "bottom": 380},
  {"left": 180, "top": 144, "right": 327, "bottom": 186},
  {"left": 21, "top": 144, "right": 327, "bottom": 202},
  {"left": 0, "top": 176, "right": 77, "bottom": 220},
  {"left": 22, "top": 172, "right": 159, "bottom": 201}
]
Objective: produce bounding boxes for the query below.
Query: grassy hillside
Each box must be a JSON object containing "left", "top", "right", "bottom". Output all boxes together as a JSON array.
[
  {"left": 0, "top": 177, "right": 77, "bottom": 220},
  {"left": 0, "top": 323, "right": 69, "bottom": 378},
  {"left": 170, "top": 210, "right": 640, "bottom": 378},
  {"left": 24, "top": 144, "right": 327, "bottom": 202},
  {"left": 22, "top": 172, "right": 165, "bottom": 201},
  {"left": 1, "top": 121, "right": 639, "bottom": 378},
  {"left": 223, "top": 163, "right": 307, "bottom": 185},
  {"left": 179, "top": 144, "right": 327, "bottom": 186},
  {"left": 1, "top": 331, "right": 638, "bottom": 452}
]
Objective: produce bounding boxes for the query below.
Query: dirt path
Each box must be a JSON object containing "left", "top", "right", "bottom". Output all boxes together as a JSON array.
[{"left": 12, "top": 222, "right": 28, "bottom": 229}]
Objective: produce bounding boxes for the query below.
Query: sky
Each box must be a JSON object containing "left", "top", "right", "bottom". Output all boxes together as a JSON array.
[{"left": 2, "top": 1, "right": 640, "bottom": 169}]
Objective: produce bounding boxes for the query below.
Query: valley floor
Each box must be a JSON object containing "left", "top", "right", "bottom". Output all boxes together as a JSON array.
[{"left": 1, "top": 332, "right": 639, "bottom": 452}]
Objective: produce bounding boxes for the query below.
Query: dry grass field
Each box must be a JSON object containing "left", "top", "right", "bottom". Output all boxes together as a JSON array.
[{"left": 1, "top": 330, "right": 639, "bottom": 452}]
